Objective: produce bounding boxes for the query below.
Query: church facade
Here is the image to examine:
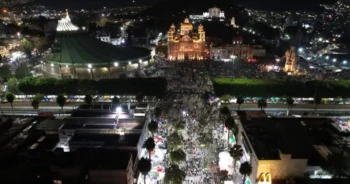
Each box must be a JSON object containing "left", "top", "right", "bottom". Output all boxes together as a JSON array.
[{"left": 167, "top": 18, "right": 206, "bottom": 60}]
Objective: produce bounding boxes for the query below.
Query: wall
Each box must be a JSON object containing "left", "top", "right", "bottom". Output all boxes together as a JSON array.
[{"left": 256, "top": 154, "right": 308, "bottom": 181}]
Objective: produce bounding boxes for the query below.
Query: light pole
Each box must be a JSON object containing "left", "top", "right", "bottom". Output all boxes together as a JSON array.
[{"left": 230, "top": 55, "right": 236, "bottom": 79}]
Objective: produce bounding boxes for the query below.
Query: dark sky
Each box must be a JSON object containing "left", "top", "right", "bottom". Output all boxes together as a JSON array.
[{"left": 32, "top": 0, "right": 336, "bottom": 9}]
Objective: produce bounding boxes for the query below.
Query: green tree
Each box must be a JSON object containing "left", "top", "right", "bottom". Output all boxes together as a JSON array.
[
  {"left": 138, "top": 157, "right": 151, "bottom": 184},
  {"left": 20, "top": 38, "right": 33, "bottom": 57},
  {"left": 314, "top": 96, "right": 322, "bottom": 113},
  {"left": 220, "top": 94, "right": 232, "bottom": 103},
  {"left": 6, "top": 92, "right": 15, "bottom": 115},
  {"left": 239, "top": 161, "right": 252, "bottom": 184},
  {"left": 164, "top": 164, "right": 186, "bottom": 184},
  {"left": 167, "top": 132, "right": 184, "bottom": 151},
  {"left": 15, "top": 62, "right": 31, "bottom": 79},
  {"left": 0, "top": 63, "right": 12, "bottom": 79},
  {"left": 84, "top": 95, "right": 93, "bottom": 108},
  {"left": 225, "top": 116, "right": 236, "bottom": 149},
  {"left": 33, "top": 93, "right": 44, "bottom": 101},
  {"left": 236, "top": 96, "right": 244, "bottom": 111},
  {"left": 230, "top": 144, "right": 244, "bottom": 171},
  {"left": 257, "top": 99, "right": 267, "bottom": 111},
  {"left": 7, "top": 78, "right": 19, "bottom": 93},
  {"left": 154, "top": 107, "right": 161, "bottom": 120},
  {"left": 148, "top": 120, "right": 158, "bottom": 136},
  {"left": 144, "top": 137, "right": 155, "bottom": 159},
  {"left": 220, "top": 106, "right": 230, "bottom": 117},
  {"left": 31, "top": 99, "right": 39, "bottom": 110},
  {"left": 169, "top": 149, "right": 186, "bottom": 164},
  {"left": 174, "top": 121, "right": 185, "bottom": 131},
  {"left": 286, "top": 97, "right": 294, "bottom": 115},
  {"left": 56, "top": 94, "right": 66, "bottom": 111}
]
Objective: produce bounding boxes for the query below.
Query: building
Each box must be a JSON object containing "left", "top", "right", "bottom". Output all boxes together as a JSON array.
[
  {"left": 235, "top": 112, "right": 336, "bottom": 184},
  {"left": 285, "top": 46, "right": 297, "bottom": 72},
  {"left": 189, "top": 6, "right": 225, "bottom": 21},
  {"left": 167, "top": 18, "right": 206, "bottom": 60},
  {"left": 43, "top": 10, "right": 152, "bottom": 79},
  {"left": 210, "top": 44, "right": 254, "bottom": 61}
]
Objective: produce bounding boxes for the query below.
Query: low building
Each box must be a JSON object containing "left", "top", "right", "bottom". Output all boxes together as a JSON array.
[
  {"left": 236, "top": 112, "right": 333, "bottom": 184},
  {"left": 210, "top": 44, "right": 254, "bottom": 60}
]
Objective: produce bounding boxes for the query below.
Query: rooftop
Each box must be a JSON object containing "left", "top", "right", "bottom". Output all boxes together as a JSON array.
[
  {"left": 45, "top": 33, "right": 151, "bottom": 66},
  {"left": 69, "top": 133, "right": 140, "bottom": 148},
  {"left": 242, "top": 116, "right": 328, "bottom": 160}
]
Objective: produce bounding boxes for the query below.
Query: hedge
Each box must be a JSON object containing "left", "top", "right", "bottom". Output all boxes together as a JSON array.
[
  {"left": 213, "top": 78, "right": 350, "bottom": 97},
  {"left": 18, "top": 77, "right": 167, "bottom": 97}
]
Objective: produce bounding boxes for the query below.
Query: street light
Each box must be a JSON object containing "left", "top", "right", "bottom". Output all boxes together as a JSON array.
[
  {"left": 88, "top": 64, "right": 92, "bottom": 68},
  {"left": 343, "top": 60, "right": 347, "bottom": 64},
  {"left": 276, "top": 58, "right": 280, "bottom": 62},
  {"left": 325, "top": 56, "right": 329, "bottom": 60},
  {"left": 332, "top": 58, "right": 337, "bottom": 62},
  {"left": 114, "top": 62, "right": 119, "bottom": 67},
  {"left": 298, "top": 48, "right": 303, "bottom": 53}
]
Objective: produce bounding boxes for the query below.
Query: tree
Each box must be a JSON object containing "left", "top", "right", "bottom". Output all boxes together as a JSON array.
[
  {"left": 239, "top": 161, "right": 252, "bottom": 184},
  {"left": 15, "top": 62, "right": 31, "bottom": 79},
  {"left": 84, "top": 95, "right": 93, "bottom": 108},
  {"left": 138, "top": 157, "right": 151, "bottom": 184},
  {"left": 225, "top": 116, "right": 236, "bottom": 149},
  {"left": 112, "top": 96, "right": 120, "bottom": 104},
  {"left": 220, "top": 106, "right": 230, "bottom": 117},
  {"left": 34, "top": 93, "right": 44, "bottom": 101},
  {"left": 56, "top": 94, "right": 66, "bottom": 111},
  {"left": 230, "top": 144, "right": 244, "bottom": 171},
  {"left": 31, "top": 99, "right": 39, "bottom": 110},
  {"left": 6, "top": 92, "right": 15, "bottom": 115},
  {"left": 174, "top": 121, "right": 185, "bottom": 131},
  {"left": 167, "top": 132, "right": 184, "bottom": 151},
  {"left": 0, "top": 63, "right": 12, "bottom": 79},
  {"left": 237, "top": 96, "right": 244, "bottom": 111},
  {"left": 7, "top": 78, "right": 19, "bottom": 94},
  {"left": 164, "top": 164, "right": 186, "bottom": 184},
  {"left": 169, "top": 149, "right": 186, "bottom": 164},
  {"left": 148, "top": 120, "right": 158, "bottom": 136},
  {"left": 286, "top": 97, "right": 294, "bottom": 116},
  {"left": 321, "top": 152, "right": 350, "bottom": 178},
  {"left": 20, "top": 38, "right": 33, "bottom": 58},
  {"left": 136, "top": 92, "right": 144, "bottom": 103},
  {"left": 314, "top": 96, "right": 322, "bottom": 113},
  {"left": 257, "top": 99, "right": 267, "bottom": 111},
  {"left": 144, "top": 137, "right": 155, "bottom": 159},
  {"left": 154, "top": 107, "right": 161, "bottom": 120},
  {"left": 220, "top": 94, "right": 232, "bottom": 103}
]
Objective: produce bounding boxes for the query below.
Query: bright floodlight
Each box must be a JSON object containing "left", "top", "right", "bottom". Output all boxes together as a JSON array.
[
  {"left": 230, "top": 55, "right": 236, "bottom": 59},
  {"left": 114, "top": 62, "right": 119, "bottom": 67},
  {"left": 51, "top": 63, "right": 54, "bottom": 67},
  {"left": 116, "top": 106, "right": 122, "bottom": 113},
  {"left": 298, "top": 48, "right": 303, "bottom": 52},
  {"left": 325, "top": 56, "right": 329, "bottom": 60},
  {"left": 139, "top": 59, "right": 142, "bottom": 63},
  {"left": 276, "top": 58, "right": 280, "bottom": 62},
  {"left": 88, "top": 64, "right": 92, "bottom": 68},
  {"left": 343, "top": 60, "right": 347, "bottom": 64},
  {"left": 128, "top": 61, "right": 131, "bottom": 65},
  {"left": 318, "top": 37, "right": 323, "bottom": 42},
  {"left": 332, "top": 58, "right": 337, "bottom": 62}
]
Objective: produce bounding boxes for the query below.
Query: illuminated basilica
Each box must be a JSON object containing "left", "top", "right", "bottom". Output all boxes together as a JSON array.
[{"left": 167, "top": 18, "right": 206, "bottom": 60}]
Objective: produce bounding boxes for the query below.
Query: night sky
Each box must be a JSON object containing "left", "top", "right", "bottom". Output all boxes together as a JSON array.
[{"left": 32, "top": 0, "right": 336, "bottom": 10}]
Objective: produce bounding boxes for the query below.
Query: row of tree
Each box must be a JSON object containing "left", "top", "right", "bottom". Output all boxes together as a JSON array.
[
  {"left": 214, "top": 78, "right": 350, "bottom": 97},
  {"left": 13, "top": 77, "right": 167, "bottom": 97}
]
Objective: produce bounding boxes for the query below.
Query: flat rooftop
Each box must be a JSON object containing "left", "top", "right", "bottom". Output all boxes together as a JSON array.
[
  {"left": 69, "top": 133, "right": 140, "bottom": 147},
  {"left": 0, "top": 117, "right": 35, "bottom": 147},
  {"left": 242, "top": 116, "right": 328, "bottom": 160}
]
